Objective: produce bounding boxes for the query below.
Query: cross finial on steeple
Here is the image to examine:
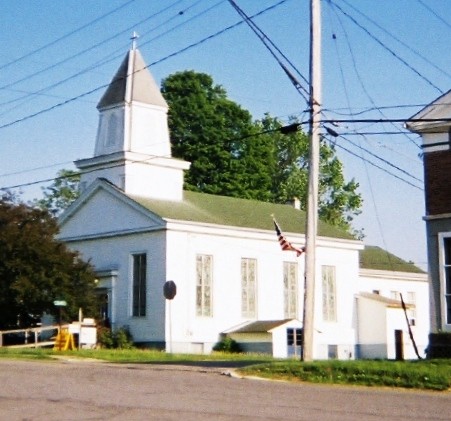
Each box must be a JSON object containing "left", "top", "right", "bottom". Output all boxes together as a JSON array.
[{"left": 131, "top": 31, "right": 139, "bottom": 50}]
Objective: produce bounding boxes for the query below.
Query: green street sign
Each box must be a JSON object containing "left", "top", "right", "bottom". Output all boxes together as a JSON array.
[{"left": 53, "top": 300, "right": 67, "bottom": 306}]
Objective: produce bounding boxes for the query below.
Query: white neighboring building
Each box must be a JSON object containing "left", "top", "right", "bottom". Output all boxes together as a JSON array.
[
  {"left": 357, "top": 246, "right": 429, "bottom": 359},
  {"left": 58, "top": 46, "right": 429, "bottom": 359}
]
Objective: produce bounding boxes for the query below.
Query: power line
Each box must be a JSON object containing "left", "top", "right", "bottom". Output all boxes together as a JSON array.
[
  {"left": 0, "top": 1, "right": 287, "bottom": 131},
  {"left": 324, "top": 2, "right": 423, "bottom": 193},
  {"left": 324, "top": 3, "right": 422, "bottom": 151},
  {"left": 228, "top": 0, "right": 310, "bottom": 104},
  {"left": 323, "top": 104, "right": 437, "bottom": 116},
  {"left": 0, "top": 120, "right": 302, "bottom": 190},
  {"left": 0, "top": 0, "right": 136, "bottom": 72},
  {"left": 339, "top": 0, "right": 451, "bottom": 81},
  {"left": 0, "top": 161, "right": 73, "bottom": 179},
  {"left": 139, "top": 0, "right": 226, "bottom": 50},
  {"left": 332, "top": 141, "right": 423, "bottom": 191},
  {"left": 330, "top": 0, "right": 444, "bottom": 93},
  {"left": 323, "top": 117, "right": 451, "bottom": 124},
  {"left": 0, "top": 0, "right": 190, "bottom": 109},
  {"left": 331, "top": 131, "right": 423, "bottom": 184},
  {"left": 338, "top": 131, "right": 418, "bottom": 136},
  {"left": 417, "top": 0, "right": 451, "bottom": 31}
]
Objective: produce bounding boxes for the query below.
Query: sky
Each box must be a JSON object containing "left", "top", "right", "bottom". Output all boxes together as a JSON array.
[{"left": 0, "top": 0, "right": 450, "bottom": 271}]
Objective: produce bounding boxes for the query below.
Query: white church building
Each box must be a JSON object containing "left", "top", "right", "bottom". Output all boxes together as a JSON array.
[{"left": 58, "top": 45, "right": 429, "bottom": 360}]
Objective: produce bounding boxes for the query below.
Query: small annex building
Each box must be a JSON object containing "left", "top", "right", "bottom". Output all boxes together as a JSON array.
[{"left": 58, "top": 45, "right": 429, "bottom": 360}]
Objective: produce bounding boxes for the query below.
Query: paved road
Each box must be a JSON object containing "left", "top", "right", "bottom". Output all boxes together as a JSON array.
[{"left": 0, "top": 359, "right": 449, "bottom": 420}]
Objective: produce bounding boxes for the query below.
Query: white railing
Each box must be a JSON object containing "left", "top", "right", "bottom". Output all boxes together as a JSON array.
[{"left": 0, "top": 325, "right": 66, "bottom": 348}]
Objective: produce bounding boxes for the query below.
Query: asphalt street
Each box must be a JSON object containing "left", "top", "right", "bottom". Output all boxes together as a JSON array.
[{"left": 0, "top": 359, "right": 449, "bottom": 420}]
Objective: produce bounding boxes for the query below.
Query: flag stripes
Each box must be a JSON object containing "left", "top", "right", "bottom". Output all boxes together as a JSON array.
[{"left": 273, "top": 218, "right": 305, "bottom": 257}]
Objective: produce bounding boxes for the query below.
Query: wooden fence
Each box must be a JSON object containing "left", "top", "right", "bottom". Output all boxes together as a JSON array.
[{"left": 0, "top": 325, "right": 66, "bottom": 348}]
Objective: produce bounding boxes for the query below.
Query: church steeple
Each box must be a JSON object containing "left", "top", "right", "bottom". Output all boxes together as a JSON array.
[
  {"left": 75, "top": 40, "right": 190, "bottom": 201},
  {"left": 93, "top": 38, "right": 170, "bottom": 158}
]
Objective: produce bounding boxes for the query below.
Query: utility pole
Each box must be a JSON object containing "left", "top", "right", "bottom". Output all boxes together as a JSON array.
[{"left": 302, "top": 0, "right": 321, "bottom": 362}]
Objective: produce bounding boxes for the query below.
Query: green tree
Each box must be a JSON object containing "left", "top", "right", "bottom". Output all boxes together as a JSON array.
[
  {"left": 256, "top": 115, "right": 362, "bottom": 233},
  {"left": 37, "top": 71, "right": 362, "bottom": 234},
  {"left": 161, "top": 70, "right": 258, "bottom": 196},
  {"left": 162, "top": 71, "right": 361, "bottom": 234},
  {"left": 35, "top": 169, "right": 80, "bottom": 216},
  {"left": 0, "top": 193, "right": 97, "bottom": 329}
]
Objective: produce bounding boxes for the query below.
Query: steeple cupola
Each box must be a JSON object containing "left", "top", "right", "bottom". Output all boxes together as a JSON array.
[{"left": 75, "top": 39, "right": 190, "bottom": 201}]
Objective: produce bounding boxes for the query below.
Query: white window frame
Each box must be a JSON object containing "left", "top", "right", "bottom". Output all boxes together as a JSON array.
[
  {"left": 438, "top": 233, "right": 451, "bottom": 327},
  {"left": 196, "top": 254, "right": 213, "bottom": 317},
  {"left": 241, "top": 258, "right": 257, "bottom": 319},
  {"left": 406, "top": 291, "right": 417, "bottom": 321},
  {"left": 390, "top": 290, "right": 400, "bottom": 301},
  {"left": 322, "top": 265, "right": 337, "bottom": 322},
  {"left": 283, "top": 261, "right": 298, "bottom": 319}
]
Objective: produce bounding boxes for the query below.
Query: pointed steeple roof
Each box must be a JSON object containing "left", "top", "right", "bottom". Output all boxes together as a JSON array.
[{"left": 97, "top": 48, "right": 167, "bottom": 110}]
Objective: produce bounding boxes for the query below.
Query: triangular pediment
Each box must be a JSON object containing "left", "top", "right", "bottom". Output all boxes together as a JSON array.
[{"left": 58, "top": 179, "right": 164, "bottom": 241}]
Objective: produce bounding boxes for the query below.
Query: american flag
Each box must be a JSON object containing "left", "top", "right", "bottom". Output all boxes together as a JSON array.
[{"left": 273, "top": 218, "right": 305, "bottom": 257}]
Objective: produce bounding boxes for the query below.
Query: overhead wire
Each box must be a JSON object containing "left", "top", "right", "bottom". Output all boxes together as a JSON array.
[
  {"left": 0, "top": 0, "right": 137, "bottom": 72},
  {"left": 138, "top": 0, "right": 223, "bottom": 42},
  {"left": 227, "top": 0, "right": 310, "bottom": 105},
  {"left": 0, "top": 0, "right": 195, "bottom": 114},
  {"left": 323, "top": 103, "right": 435, "bottom": 116},
  {"left": 325, "top": 2, "right": 423, "bottom": 150},
  {"left": 339, "top": 0, "right": 451, "bottom": 81},
  {"left": 330, "top": 131, "right": 423, "bottom": 184},
  {"left": 323, "top": 2, "right": 425, "bottom": 267},
  {"left": 329, "top": 0, "right": 443, "bottom": 94},
  {"left": 0, "top": 119, "right": 308, "bottom": 189},
  {"left": 0, "top": 1, "right": 288, "bottom": 131},
  {"left": 330, "top": 139, "right": 423, "bottom": 191},
  {"left": 417, "top": 0, "right": 451, "bottom": 30}
]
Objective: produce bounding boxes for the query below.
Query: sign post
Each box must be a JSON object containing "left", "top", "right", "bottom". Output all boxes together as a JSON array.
[
  {"left": 53, "top": 300, "right": 67, "bottom": 351},
  {"left": 163, "top": 281, "right": 177, "bottom": 354}
]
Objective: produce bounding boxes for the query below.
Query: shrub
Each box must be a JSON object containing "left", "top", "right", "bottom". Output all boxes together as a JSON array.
[
  {"left": 98, "top": 326, "right": 133, "bottom": 349},
  {"left": 97, "top": 327, "right": 114, "bottom": 348},
  {"left": 212, "top": 337, "right": 242, "bottom": 353},
  {"left": 114, "top": 327, "right": 133, "bottom": 349}
]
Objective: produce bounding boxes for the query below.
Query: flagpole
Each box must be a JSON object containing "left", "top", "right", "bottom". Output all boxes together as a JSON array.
[{"left": 302, "top": 0, "right": 321, "bottom": 362}]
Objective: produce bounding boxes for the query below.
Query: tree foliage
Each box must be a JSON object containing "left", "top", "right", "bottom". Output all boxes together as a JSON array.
[
  {"left": 37, "top": 70, "right": 362, "bottom": 234},
  {"left": 0, "top": 193, "right": 97, "bottom": 329},
  {"left": 256, "top": 115, "right": 362, "bottom": 233},
  {"left": 35, "top": 169, "right": 80, "bottom": 216},
  {"left": 161, "top": 70, "right": 258, "bottom": 196},
  {"left": 162, "top": 71, "right": 362, "bottom": 234}
]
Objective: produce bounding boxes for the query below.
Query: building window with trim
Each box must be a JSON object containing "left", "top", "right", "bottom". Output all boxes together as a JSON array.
[
  {"left": 442, "top": 236, "right": 451, "bottom": 324},
  {"left": 406, "top": 291, "right": 417, "bottom": 324},
  {"left": 390, "top": 290, "right": 401, "bottom": 301},
  {"left": 322, "top": 265, "right": 337, "bottom": 322},
  {"left": 241, "top": 258, "right": 257, "bottom": 318},
  {"left": 196, "top": 254, "right": 213, "bottom": 317},
  {"left": 284, "top": 262, "right": 298, "bottom": 319},
  {"left": 132, "top": 253, "right": 147, "bottom": 317}
]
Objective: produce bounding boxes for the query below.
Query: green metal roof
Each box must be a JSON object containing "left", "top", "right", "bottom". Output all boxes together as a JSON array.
[
  {"left": 359, "top": 246, "right": 425, "bottom": 273},
  {"left": 131, "top": 190, "right": 355, "bottom": 240},
  {"left": 130, "top": 191, "right": 425, "bottom": 274}
]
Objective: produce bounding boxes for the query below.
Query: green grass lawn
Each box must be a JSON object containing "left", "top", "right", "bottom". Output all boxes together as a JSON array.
[
  {"left": 0, "top": 348, "right": 449, "bottom": 391},
  {"left": 238, "top": 359, "right": 451, "bottom": 391}
]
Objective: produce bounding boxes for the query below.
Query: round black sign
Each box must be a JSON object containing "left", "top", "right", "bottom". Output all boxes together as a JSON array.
[{"left": 163, "top": 280, "right": 177, "bottom": 300}]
